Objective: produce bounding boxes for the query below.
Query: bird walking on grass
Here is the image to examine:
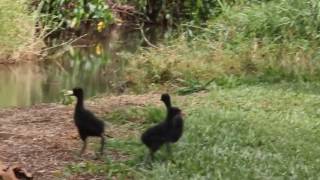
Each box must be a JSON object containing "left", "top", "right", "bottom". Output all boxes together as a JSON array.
[{"left": 141, "top": 93, "right": 184, "bottom": 162}]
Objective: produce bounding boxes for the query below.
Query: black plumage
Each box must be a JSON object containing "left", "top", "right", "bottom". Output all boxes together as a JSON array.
[
  {"left": 141, "top": 93, "right": 184, "bottom": 161},
  {"left": 69, "top": 88, "right": 105, "bottom": 156},
  {"left": 161, "top": 94, "right": 183, "bottom": 143}
]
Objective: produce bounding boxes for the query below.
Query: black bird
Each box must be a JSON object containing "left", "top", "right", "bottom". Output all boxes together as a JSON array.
[
  {"left": 161, "top": 94, "right": 184, "bottom": 144},
  {"left": 141, "top": 93, "right": 184, "bottom": 162},
  {"left": 67, "top": 88, "right": 105, "bottom": 157}
]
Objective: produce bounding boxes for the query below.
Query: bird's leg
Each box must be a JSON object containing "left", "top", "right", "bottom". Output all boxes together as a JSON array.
[
  {"left": 150, "top": 150, "right": 155, "bottom": 162},
  {"left": 166, "top": 143, "right": 172, "bottom": 156},
  {"left": 142, "top": 150, "right": 154, "bottom": 169},
  {"left": 80, "top": 139, "right": 87, "bottom": 156},
  {"left": 143, "top": 152, "right": 150, "bottom": 163},
  {"left": 144, "top": 150, "right": 154, "bottom": 164},
  {"left": 166, "top": 143, "right": 175, "bottom": 162},
  {"left": 94, "top": 136, "right": 105, "bottom": 160},
  {"left": 100, "top": 136, "right": 105, "bottom": 156}
]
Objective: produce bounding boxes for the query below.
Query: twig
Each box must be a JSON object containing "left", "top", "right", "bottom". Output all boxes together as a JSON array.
[
  {"left": 138, "top": 23, "right": 158, "bottom": 49},
  {"left": 40, "top": 34, "right": 88, "bottom": 52}
]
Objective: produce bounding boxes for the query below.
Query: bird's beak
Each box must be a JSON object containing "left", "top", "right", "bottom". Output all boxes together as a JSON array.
[{"left": 65, "top": 90, "right": 74, "bottom": 96}]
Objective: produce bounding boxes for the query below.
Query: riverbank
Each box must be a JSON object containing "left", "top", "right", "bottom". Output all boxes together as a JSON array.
[
  {"left": 2, "top": 1, "right": 320, "bottom": 178},
  {"left": 0, "top": 0, "right": 138, "bottom": 64},
  {"left": 2, "top": 81, "right": 320, "bottom": 179}
]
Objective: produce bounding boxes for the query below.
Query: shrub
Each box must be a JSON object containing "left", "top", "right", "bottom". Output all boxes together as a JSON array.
[
  {"left": 0, "top": 0, "right": 42, "bottom": 62},
  {"left": 39, "top": 0, "right": 113, "bottom": 30}
]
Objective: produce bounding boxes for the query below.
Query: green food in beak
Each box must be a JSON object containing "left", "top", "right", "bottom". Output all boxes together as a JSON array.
[{"left": 65, "top": 90, "right": 74, "bottom": 96}]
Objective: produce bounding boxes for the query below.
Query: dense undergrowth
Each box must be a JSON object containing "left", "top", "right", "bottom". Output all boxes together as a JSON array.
[
  {"left": 0, "top": 0, "right": 43, "bottom": 62},
  {"left": 118, "top": 0, "right": 222, "bottom": 24},
  {"left": 39, "top": 0, "right": 113, "bottom": 31},
  {"left": 125, "top": 0, "right": 320, "bottom": 93},
  {"left": 0, "top": 0, "right": 114, "bottom": 63}
]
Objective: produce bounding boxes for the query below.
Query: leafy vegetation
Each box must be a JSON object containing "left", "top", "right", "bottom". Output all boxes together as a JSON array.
[
  {"left": 118, "top": 0, "right": 224, "bottom": 24},
  {"left": 124, "top": 0, "right": 320, "bottom": 92},
  {"left": 39, "top": 0, "right": 113, "bottom": 31},
  {"left": 0, "top": 0, "right": 42, "bottom": 61},
  {"left": 0, "top": 0, "right": 115, "bottom": 61}
]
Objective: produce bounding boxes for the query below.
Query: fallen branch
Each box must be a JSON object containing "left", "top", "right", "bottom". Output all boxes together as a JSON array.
[{"left": 138, "top": 23, "right": 159, "bottom": 49}]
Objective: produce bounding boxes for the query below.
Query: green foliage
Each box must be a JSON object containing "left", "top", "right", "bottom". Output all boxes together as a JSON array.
[
  {"left": 105, "top": 106, "right": 165, "bottom": 125},
  {"left": 184, "top": 0, "right": 220, "bottom": 22},
  {"left": 124, "top": 0, "right": 320, "bottom": 90},
  {"left": 0, "top": 0, "right": 39, "bottom": 59},
  {"left": 118, "top": 0, "right": 223, "bottom": 24},
  {"left": 213, "top": 0, "right": 320, "bottom": 42},
  {"left": 118, "top": 0, "right": 274, "bottom": 24},
  {"left": 60, "top": 89, "right": 75, "bottom": 105},
  {"left": 177, "top": 78, "right": 215, "bottom": 95},
  {"left": 39, "top": 0, "right": 113, "bottom": 29},
  {"left": 124, "top": 37, "right": 243, "bottom": 91}
]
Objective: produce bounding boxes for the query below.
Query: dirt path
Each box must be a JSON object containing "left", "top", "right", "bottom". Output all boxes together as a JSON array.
[{"left": 0, "top": 94, "right": 161, "bottom": 179}]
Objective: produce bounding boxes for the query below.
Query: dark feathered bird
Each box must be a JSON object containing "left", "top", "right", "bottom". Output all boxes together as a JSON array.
[
  {"left": 68, "top": 88, "right": 105, "bottom": 157},
  {"left": 141, "top": 93, "right": 184, "bottom": 162},
  {"left": 161, "top": 93, "right": 184, "bottom": 143}
]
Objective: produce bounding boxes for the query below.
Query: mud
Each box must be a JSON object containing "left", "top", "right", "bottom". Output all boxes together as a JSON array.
[{"left": 0, "top": 94, "right": 161, "bottom": 179}]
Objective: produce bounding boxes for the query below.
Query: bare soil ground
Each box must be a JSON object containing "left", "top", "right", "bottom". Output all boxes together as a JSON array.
[{"left": 0, "top": 94, "right": 161, "bottom": 180}]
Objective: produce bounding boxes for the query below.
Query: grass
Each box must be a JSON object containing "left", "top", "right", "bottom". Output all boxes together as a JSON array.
[
  {"left": 123, "top": 0, "right": 320, "bottom": 93},
  {"left": 0, "top": 0, "right": 43, "bottom": 62},
  {"left": 62, "top": 0, "right": 320, "bottom": 178},
  {"left": 64, "top": 81, "right": 320, "bottom": 179}
]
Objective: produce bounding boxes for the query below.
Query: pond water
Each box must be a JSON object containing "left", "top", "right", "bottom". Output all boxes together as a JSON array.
[{"left": 0, "top": 25, "right": 167, "bottom": 107}]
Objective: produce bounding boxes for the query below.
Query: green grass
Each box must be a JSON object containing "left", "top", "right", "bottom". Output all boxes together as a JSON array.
[
  {"left": 64, "top": 81, "right": 320, "bottom": 179},
  {"left": 105, "top": 106, "right": 165, "bottom": 126},
  {"left": 123, "top": 0, "right": 320, "bottom": 93},
  {"left": 63, "top": 0, "right": 320, "bottom": 178},
  {"left": 62, "top": 0, "right": 320, "bottom": 178}
]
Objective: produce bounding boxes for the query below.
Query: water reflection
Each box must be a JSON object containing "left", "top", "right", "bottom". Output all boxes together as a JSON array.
[
  {"left": 0, "top": 65, "right": 43, "bottom": 107},
  {"left": 0, "top": 25, "right": 167, "bottom": 107}
]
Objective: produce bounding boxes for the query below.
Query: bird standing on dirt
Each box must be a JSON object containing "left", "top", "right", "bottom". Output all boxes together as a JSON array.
[
  {"left": 141, "top": 93, "right": 184, "bottom": 162},
  {"left": 67, "top": 88, "right": 105, "bottom": 157}
]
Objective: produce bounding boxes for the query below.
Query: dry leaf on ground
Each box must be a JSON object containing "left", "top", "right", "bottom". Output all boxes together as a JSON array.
[{"left": 0, "top": 161, "right": 33, "bottom": 180}]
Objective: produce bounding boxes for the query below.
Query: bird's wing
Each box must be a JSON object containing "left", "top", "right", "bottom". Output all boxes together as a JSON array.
[
  {"left": 79, "top": 110, "right": 104, "bottom": 129},
  {"left": 172, "top": 115, "right": 183, "bottom": 128}
]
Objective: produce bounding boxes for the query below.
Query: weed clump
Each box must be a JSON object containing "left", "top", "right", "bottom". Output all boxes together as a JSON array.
[
  {"left": 125, "top": 0, "right": 320, "bottom": 91},
  {"left": 0, "top": 0, "right": 43, "bottom": 62}
]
